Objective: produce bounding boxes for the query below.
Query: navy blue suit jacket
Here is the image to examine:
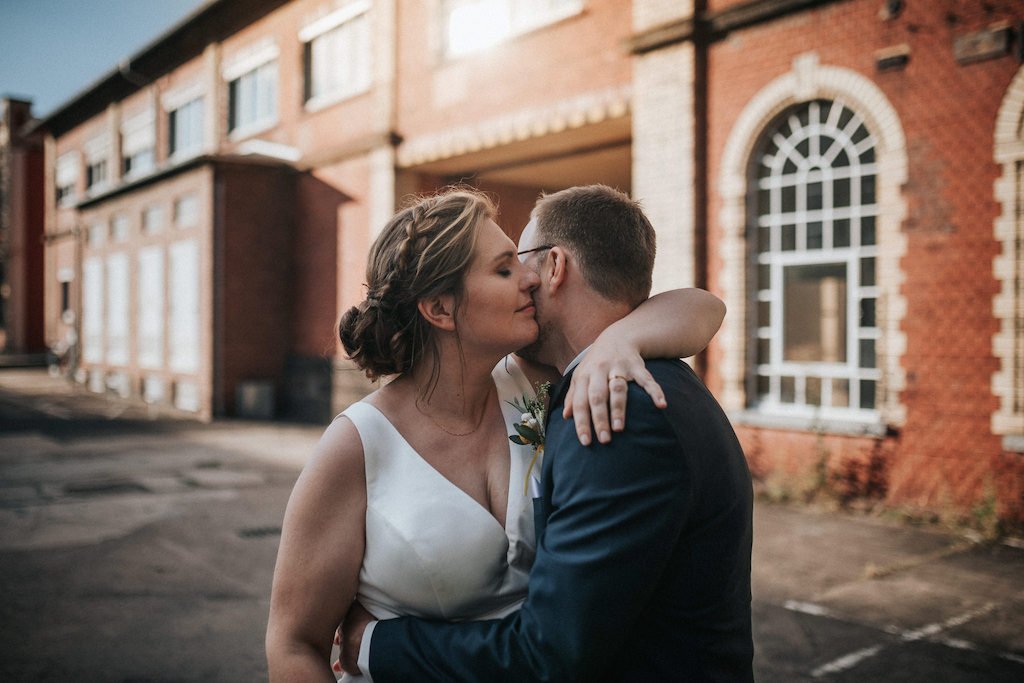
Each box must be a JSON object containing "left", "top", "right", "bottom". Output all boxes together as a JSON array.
[{"left": 367, "top": 359, "right": 754, "bottom": 682}]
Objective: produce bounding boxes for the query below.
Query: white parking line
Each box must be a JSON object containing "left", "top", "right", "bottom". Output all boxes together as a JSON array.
[
  {"left": 811, "top": 645, "right": 883, "bottom": 678},
  {"left": 786, "top": 600, "right": 1013, "bottom": 678}
]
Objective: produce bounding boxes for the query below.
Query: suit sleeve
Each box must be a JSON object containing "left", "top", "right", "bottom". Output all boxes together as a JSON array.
[{"left": 367, "top": 383, "right": 694, "bottom": 682}]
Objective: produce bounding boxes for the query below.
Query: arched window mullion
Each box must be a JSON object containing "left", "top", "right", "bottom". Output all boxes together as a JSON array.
[{"left": 750, "top": 98, "right": 879, "bottom": 420}]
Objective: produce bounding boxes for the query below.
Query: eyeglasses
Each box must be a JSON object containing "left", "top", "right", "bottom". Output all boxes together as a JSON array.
[{"left": 517, "top": 244, "right": 553, "bottom": 263}]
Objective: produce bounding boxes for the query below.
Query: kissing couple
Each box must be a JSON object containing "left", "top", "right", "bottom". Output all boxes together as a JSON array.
[{"left": 267, "top": 184, "right": 754, "bottom": 681}]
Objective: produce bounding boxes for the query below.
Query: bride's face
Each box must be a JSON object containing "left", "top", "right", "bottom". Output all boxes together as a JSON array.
[{"left": 455, "top": 218, "right": 540, "bottom": 354}]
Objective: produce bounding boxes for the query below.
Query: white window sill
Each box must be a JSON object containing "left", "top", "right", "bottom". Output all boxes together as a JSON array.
[
  {"left": 304, "top": 85, "right": 372, "bottom": 114},
  {"left": 167, "top": 148, "right": 203, "bottom": 166},
  {"left": 228, "top": 118, "right": 278, "bottom": 142},
  {"left": 729, "top": 409, "right": 888, "bottom": 437},
  {"left": 1003, "top": 435, "right": 1024, "bottom": 453},
  {"left": 444, "top": 3, "right": 585, "bottom": 60}
]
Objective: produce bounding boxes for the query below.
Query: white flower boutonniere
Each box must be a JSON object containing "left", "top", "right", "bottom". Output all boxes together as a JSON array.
[{"left": 508, "top": 381, "right": 551, "bottom": 495}]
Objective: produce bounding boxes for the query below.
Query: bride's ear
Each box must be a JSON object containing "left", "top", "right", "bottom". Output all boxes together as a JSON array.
[{"left": 418, "top": 294, "right": 457, "bottom": 331}]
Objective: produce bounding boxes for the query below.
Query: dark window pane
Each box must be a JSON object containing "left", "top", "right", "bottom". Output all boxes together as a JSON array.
[
  {"left": 806, "top": 376, "right": 822, "bottom": 406},
  {"left": 860, "top": 379, "right": 876, "bottom": 409},
  {"left": 861, "top": 175, "right": 876, "bottom": 205},
  {"left": 797, "top": 107, "right": 810, "bottom": 128},
  {"left": 808, "top": 181, "right": 823, "bottom": 210},
  {"left": 860, "top": 146, "right": 875, "bottom": 164},
  {"left": 758, "top": 263, "right": 770, "bottom": 288},
  {"left": 831, "top": 378, "right": 849, "bottom": 407},
  {"left": 757, "top": 337, "right": 770, "bottom": 364},
  {"left": 834, "top": 177, "right": 851, "bottom": 207},
  {"left": 783, "top": 263, "right": 848, "bottom": 362},
  {"left": 758, "top": 188, "right": 771, "bottom": 214},
  {"left": 782, "top": 185, "right": 796, "bottom": 212},
  {"left": 834, "top": 149, "right": 850, "bottom": 168},
  {"left": 783, "top": 157, "right": 798, "bottom": 174},
  {"left": 861, "top": 257, "right": 876, "bottom": 286},
  {"left": 860, "top": 297, "right": 876, "bottom": 327},
  {"left": 834, "top": 218, "right": 851, "bottom": 247},
  {"left": 781, "top": 376, "right": 796, "bottom": 403},
  {"left": 782, "top": 224, "right": 797, "bottom": 251},
  {"left": 862, "top": 215, "right": 876, "bottom": 245},
  {"left": 757, "top": 374, "right": 770, "bottom": 398},
  {"left": 796, "top": 138, "right": 810, "bottom": 158},
  {"left": 838, "top": 107, "right": 853, "bottom": 130},
  {"left": 758, "top": 226, "right": 771, "bottom": 253},
  {"left": 758, "top": 300, "right": 771, "bottom": 327},
  {"left": 859, "top": 339, "right": 876, "bottom": 368},
  {"left": 807, "top": 221, "right": 823, "bottom": 250},
  {"left": 851, "top": 124, "right": 868, "bottom": 145}
]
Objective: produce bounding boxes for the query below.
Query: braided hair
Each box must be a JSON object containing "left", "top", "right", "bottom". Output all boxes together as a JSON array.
[{"left": 338, "top": 188, "right": 496, "bottom": 381}]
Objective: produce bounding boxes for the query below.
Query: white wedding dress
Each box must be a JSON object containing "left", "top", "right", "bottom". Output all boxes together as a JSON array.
[{"left": 334, "top": 356, "right": 540, "bottom": 681}]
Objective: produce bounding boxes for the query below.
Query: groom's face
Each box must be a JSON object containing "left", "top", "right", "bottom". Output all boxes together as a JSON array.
[{"left": 515, "top": 218, "right": 555, "bottom": 364}]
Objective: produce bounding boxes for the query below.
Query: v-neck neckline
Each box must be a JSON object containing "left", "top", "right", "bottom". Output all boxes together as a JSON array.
[{"left": 360, "top": 399, "right": 517, "bottom": 537}]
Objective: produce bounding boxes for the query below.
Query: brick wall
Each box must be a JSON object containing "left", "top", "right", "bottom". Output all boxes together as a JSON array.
[{"left": 702, "top": 0, "right": 1024, "bottom": 520}]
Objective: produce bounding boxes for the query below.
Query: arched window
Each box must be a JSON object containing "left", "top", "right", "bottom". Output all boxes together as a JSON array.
[
  {"left": 749, "top": 99, "right": 879, "bottom": 421},
  {"left": 993, "top": 66, "right": 1024, "bottom": 449}
]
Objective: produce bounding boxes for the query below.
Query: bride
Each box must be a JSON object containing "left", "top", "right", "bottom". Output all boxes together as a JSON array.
[{"left": 265, "top": 188, "right": 724, "bottom": 680}]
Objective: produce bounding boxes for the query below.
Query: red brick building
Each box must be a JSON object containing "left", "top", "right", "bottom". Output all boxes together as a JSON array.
[
  {"left": 0, "top": 97, "right": 46, "bottom": 359},
  {"left": 34, "top": 0, "right": 1024, "bottom": 524}
]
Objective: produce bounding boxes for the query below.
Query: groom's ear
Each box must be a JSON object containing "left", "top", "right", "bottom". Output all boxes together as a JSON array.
[
  {"left": 418, "top": 294, "right": 457, "bottom": 331},
  {"left": 547, "top": 246, "right": 569, "bottom": 296}
]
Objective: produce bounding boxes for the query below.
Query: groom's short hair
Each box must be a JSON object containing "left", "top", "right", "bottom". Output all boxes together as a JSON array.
[{"left": 532, "top": 185, "right": 655, "bottom": 307}]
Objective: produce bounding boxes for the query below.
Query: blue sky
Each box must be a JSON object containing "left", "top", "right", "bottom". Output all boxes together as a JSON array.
[{"left": 0, "top": 0, "right": 209, "bottom": 117}]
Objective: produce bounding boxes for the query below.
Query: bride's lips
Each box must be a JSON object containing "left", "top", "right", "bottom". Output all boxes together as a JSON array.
[{"left": 516, "top": 302, "right": 536, "bottom": 315}]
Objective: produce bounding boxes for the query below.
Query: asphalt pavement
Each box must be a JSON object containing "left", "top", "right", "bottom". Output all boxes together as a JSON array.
[{"left": 1, "top": 368, "right": 1022, "bottom": 682}]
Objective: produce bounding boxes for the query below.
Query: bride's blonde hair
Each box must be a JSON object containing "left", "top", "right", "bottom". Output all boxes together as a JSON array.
[{"left": 338, "top": 188, "right": 496, "bottom": 382}]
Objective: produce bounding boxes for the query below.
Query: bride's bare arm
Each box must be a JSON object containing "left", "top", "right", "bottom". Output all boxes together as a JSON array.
[
  {"left": 566, "top": 288, "right": 725, "bottom": 445},
  {"left": 266, "top": 417, "right": 367, "bottom": 682}
]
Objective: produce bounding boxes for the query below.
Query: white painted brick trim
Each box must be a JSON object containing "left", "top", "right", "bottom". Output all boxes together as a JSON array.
[
  {"left": 991, "top": 65, "right": 1024, "bottom": 438},
  {"left": 717, "top": 52, "right": 908, "bottom": 426}
]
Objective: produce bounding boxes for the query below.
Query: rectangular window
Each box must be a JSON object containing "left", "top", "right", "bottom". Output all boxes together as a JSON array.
[
  {"left": 443, "top": 0, "right": 583, "bottom": 57},
  {"left": 56, "top": 152, "right": 78, "bottom": 205},
  {"left": 168, "top": 97, "right": 204, "bottom": 158},
  {"left": 168, "top": 240, "right": 200, "bottom": 373},
  {"left": 142, "top": 205, "right": 164, "bottom": 235},
  {"left": 87, "top": 222, "right": 107, "bottom": 248},
  {"left": 105, "top": 252, "right": 130, "bottom": 367},
  {"left": 84, "top": 135, "right": 111, "bottom": 193},
  {"left": 138, "top": 246, "right": 165, "bottom": 370},
  {"left": 173, "top": 194, "right": 199, "bottom": 229},
  {"left": 86, "top": 158, "right": 108, "bottom": 191},
  {"left": 82, "top": 257, "right": 104, "bottom": 363},
  {"left": 110, "top": 214, "right": 130, "bottom": 243},
  {"left": 228, "top": 61, "right": 278, "bottom": 134},
  {"left": 60, "top": 281, "right": 71, "bottom": 315},
  {"left": 783, "top": 264, "right": 848, "bottom": 364},
  {"left": 121, "top": 109, "right": 155, "bottom": 178},
  {"left": 302, "top": 2, "right": 372, "bottom": 108}
]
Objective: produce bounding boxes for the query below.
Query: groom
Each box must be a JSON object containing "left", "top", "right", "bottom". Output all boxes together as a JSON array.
[{"left": 348, "top": 185, "right": 753, "bottom": 681}]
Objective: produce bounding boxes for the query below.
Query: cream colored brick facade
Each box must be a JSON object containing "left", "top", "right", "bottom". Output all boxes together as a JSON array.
[{"left": 632, "top": 41, "right": 696, "bottom": 293}]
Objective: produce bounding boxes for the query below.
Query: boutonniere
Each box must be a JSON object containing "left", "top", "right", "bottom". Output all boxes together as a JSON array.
[{"left": 508, "top": 382, "right": 551, "bottom": 495}]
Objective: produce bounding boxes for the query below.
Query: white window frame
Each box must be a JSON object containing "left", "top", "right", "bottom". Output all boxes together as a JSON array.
[
  {"left": 82, "top": 257, "right": 104, "bottom": 364},
  {"left": 84, "top": 134, "right": 111, "bottom": 194},
  {"left": 442, "top": 0, "right": 584, "bottom": 58},
  {"left": 301, "top": 0, "right": 373, "bottom": 111},
  {"left": 716, "top": 53, "right": 909, "bottom": 433},
  {"left": 120, "top": 109, "right": 155, "bottom": 179},
  {"left": 55, "top": 152, "right": 79, "bottom": 206},
  {"left": 105, "top": 252, "right": 130, "bottom": 367},
  {"left": 168, "top": 96, "right": 205, "bottom": 161},
  {"left": 224, "top": 39, "right": 280, "bottom": 139}
]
